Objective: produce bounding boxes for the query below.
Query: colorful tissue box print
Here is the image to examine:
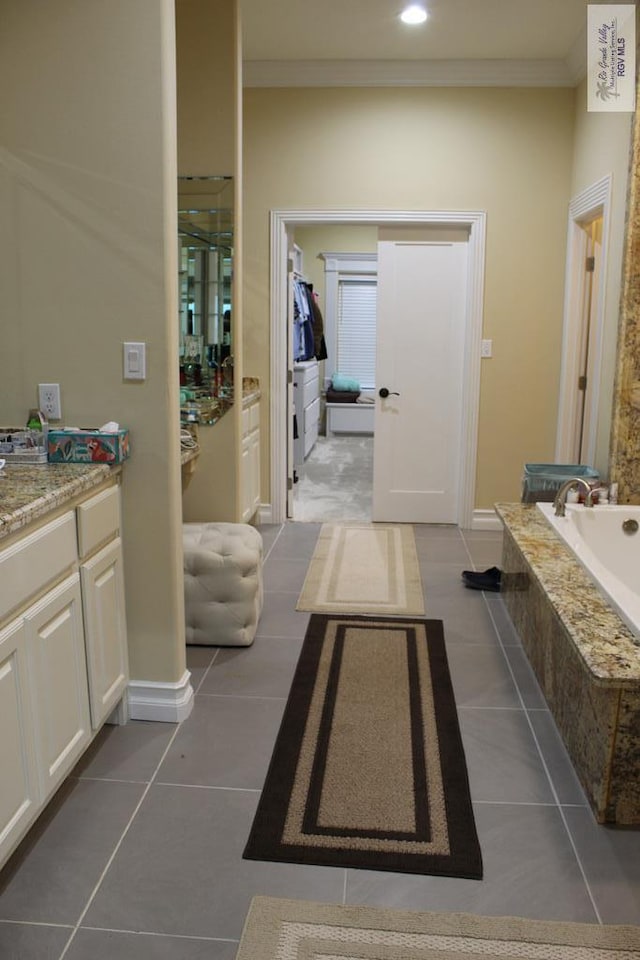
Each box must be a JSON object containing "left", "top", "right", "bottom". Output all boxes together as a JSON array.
[{"left": 48, "top": 429, "right": 130, "bottom": 464}]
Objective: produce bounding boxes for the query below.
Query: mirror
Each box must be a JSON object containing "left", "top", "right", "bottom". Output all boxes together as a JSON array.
[{"left": 178, "top": 176, "right": 234, "bottom": 424}]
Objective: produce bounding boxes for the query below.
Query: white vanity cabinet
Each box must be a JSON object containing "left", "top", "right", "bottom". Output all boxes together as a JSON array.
[
  {"left": 241, "top": 394, "right": 261, "bottom": 522},
  {"left": 78, "top": 485, "right": 128, "bottom": 729},
  {"left": 25, "top": 573, "right": 91, "bottom": 800},
  {"left": 0, "top": 477, "right": 128, "bottom": 868},
  {"left": 0, "top": 618, "right": 40, "bottom": 866}
]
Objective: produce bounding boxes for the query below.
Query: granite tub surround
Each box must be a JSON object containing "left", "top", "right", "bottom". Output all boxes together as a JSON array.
[
  {"left": 496, "top": 504, "right": 640, "bottom": 678},
  {"left": 0, "top": 462, "right": 116, "bottom": 541},
  {"left": 496, "top": 503, "right": 640, "bottom": 825}
]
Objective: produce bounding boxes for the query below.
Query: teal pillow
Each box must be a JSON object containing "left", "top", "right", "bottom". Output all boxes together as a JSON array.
[{"left": 332, "top": 372, "right": 360, "bottom": 392}]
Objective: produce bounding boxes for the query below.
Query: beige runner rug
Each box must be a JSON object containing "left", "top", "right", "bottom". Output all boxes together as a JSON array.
[
  {"left": 236, "top": 896, "right": 640, "bottom": 960},
  {"left": 243, "top": 616, "right": 481, "bottom": 879},
  {"left": 296, "top": 522, "right": 424, "bottom": 615}
]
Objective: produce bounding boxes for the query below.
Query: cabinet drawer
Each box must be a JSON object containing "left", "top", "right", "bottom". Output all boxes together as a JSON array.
[
  {"left": 304, "top": 395, "right": 320, "bottom": 433},
  {"left": 77, "top": 484, "right": 120, "bottom": 559},
  {"left": 293, "top": 360, "right": 318, "bottom": 385},
  {"left": 301, "top": 375, "right": 319, "bottom": 411},
  {"left": 0, "top": 513, "right": 77, "bottom": 623}
]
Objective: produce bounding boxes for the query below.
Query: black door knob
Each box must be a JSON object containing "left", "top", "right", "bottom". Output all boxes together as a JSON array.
[{"left": 378, "top": 387, "right": 400, "bottom": 398}]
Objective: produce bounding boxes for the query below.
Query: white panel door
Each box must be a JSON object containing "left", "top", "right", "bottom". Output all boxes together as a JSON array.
[{"left": 373, "top": 240, "right": 467, "bottom": 523}]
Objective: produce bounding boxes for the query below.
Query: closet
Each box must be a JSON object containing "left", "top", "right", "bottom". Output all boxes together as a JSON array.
[{"left": 291, "top": 275, "right": 326, "bottom": 466}]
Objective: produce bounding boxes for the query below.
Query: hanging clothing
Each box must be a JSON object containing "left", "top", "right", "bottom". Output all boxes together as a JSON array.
[
  {"left": 292, "top": 279, "right": 315, "bottom": 361},
  {"left": 307, "top": 284, "right": 328, "bottom": 361}
]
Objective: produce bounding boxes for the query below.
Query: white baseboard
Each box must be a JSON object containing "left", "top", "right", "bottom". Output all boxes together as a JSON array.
[
  {"left": 258, "top": 502, "right": 502, "bottom": 532},
  {"left": 471, "top": 509, "right": 503, "bottom": 532},
  {"left": 258, "top": 503, "right": 273, "bottom": 524},
  {"left": 127, "top": 670, "right": 194, "bottom": 723}
]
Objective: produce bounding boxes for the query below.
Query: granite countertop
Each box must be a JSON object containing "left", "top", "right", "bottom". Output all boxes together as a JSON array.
[
  {"left": 242, "top": 377, "right": 260, "bottom": 407},
  {"left": 0, "top": 463, "right": 115, "bottom": 542},
  {"left": 180, "top": 445, "right": 200, "bottom": 466},
  {"left": 495, "top": 502, "right": 640, "bottom": 683}
]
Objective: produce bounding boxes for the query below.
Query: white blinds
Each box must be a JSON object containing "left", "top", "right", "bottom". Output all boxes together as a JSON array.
[{"left": 337, "top": 277, "right": 377, "bottom": 389}]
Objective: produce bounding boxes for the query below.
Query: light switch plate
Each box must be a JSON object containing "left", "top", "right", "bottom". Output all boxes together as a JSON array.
[{"left": 123, "top": 342, "right": 146, "bottom": 380}]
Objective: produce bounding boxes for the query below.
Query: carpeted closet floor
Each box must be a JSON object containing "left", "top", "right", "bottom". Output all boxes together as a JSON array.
[{"left": 293, "top": 435, "right": 373, "bottom": 522}]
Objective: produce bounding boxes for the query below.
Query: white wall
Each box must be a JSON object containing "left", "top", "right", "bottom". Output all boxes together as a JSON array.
[{"left": 0, "top": 0, "right": 185, "bottom": 685}]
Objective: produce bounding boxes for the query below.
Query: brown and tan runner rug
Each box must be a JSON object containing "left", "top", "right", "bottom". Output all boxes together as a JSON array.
[
  {"left": 236, "top": 896, "right": 640, "bottom": 960},
  {"left": 243, "top": 615, "right": 481, "bottom": 879},
  {"left": 296, "top": 523, "right": 425, "bottom": 616}
]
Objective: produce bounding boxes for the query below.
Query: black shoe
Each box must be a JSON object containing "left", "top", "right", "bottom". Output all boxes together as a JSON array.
[{"left": 461, "top": 566, "right": 501, "bottom": 592}]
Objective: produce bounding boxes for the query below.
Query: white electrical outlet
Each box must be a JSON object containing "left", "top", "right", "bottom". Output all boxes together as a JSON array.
[
  {"left": 480, "top": 339, "right": 493, "bottom": 358},
  {"left": 38, "top": 383, "right": 62, "bottom": 420}
]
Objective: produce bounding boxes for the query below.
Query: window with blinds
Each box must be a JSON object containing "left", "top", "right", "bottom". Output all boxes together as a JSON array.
[{"left": 337, "top": 276, "right": 377, "bottom": 389}]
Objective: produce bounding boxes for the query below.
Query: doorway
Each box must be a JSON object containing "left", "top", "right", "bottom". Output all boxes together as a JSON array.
[
  {"left": 269, "top": 209, "right": 487, "bottom": 527},
  {"left": 291, "top": 235, "right": 377, "bottom": 523},
  {"left": 555, "top": 176, "right": 612, "bottom": 466}
]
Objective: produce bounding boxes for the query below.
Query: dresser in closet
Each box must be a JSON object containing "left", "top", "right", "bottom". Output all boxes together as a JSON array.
[{"left": 293, "top": 359, "right": 320, "bottom": 466}]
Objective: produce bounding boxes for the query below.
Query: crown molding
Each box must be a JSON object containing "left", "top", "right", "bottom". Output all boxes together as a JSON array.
[
  {"left": 318, "top": 251, "right": 377, "bottom": 262},
  {"left": 565, "top": 23, "right": 587, "bottom": 86},
  {"left": 244, "top": 57, "right": 580, "bottom": 88}
]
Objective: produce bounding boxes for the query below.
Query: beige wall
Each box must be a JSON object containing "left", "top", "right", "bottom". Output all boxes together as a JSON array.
[
  {"left": 243, "top": 86, "right": 576, "bottom": 509},
  {"left": 177, "top": 0, "right": 243, "bottom": 522},
  {"left": 293, "top": 225, "right": 378, "bottom": 299},
  {"left": 569, "top": 78, "right": 633, "bottom": 477},
  {"left": 0, "top": 0, "right": 185, "bottom": 684},
  {"left": 176, "top": 0, "right": 236, "bottom": 176}
]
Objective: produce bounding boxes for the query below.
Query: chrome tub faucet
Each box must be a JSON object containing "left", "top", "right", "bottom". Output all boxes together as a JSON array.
[{"left": 553, "top": 477, "right": 597, "bottom": 516}]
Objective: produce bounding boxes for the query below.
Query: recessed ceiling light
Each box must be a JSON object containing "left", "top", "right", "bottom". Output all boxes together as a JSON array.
[{"left": 400, "top": 4, "right": 428, "bottom": 25}]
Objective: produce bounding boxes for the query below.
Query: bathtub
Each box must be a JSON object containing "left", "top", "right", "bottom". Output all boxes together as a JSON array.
[{"left": 537, "top": 501, "right": 640, "bottom": 639}]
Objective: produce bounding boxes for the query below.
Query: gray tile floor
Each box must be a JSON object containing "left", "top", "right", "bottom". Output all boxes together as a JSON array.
[{"left": 1, "top": 522, "right": 639, "bottom": 959}]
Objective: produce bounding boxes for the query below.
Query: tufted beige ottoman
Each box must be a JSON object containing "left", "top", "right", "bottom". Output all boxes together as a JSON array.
[{"left": 183, "top": 522, "right": 263, "bottom": 646}]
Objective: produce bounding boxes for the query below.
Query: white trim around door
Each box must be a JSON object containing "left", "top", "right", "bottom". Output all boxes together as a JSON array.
[
  {"left": 268, "top": 209, "right": 487, "bottom": 528},
  {"left": 555, "top": 175, "right": 612, "bottom": 466}
]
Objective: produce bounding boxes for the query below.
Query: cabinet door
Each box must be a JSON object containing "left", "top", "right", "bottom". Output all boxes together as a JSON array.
[
  {"left": 0, "top": 618, "right": 40, "bottom": 865},
  {"left": 248, "top": 428, "right": 261, "bottom": 517},
  {"left": 25, "top": 575, "right": 91, "bottom": 801},
  {"left": 80, "top": 538, "right": 128, "bottom": 729},
  {"left": 241, "top": 434, "right": 253, "bottom": 523},
  {"left": 241, "top": 429, "right": 261, "bottom": 523}
]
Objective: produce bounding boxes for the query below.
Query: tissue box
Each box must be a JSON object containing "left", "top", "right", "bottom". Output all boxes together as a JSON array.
[{"left": 48, "top": 428, "right": 130, "bottom": 464}]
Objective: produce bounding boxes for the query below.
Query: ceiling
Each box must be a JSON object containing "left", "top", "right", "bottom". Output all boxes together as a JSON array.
[{"left": 241, "top": 0, "right": 591, "bottom": 87}]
